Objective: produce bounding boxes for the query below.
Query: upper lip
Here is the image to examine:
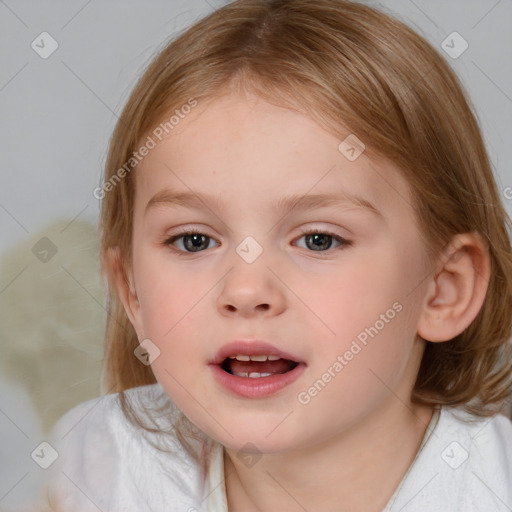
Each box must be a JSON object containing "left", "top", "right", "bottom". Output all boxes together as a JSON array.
[{"left": 210, "top": 340, "right": 304, "bottom": 365}]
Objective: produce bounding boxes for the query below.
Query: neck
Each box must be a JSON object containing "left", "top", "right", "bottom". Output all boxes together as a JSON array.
[{"left": 223, "top": 399, "right": 434, "bottom": 512}]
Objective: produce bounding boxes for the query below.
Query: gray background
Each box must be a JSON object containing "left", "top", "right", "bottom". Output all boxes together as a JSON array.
[{"left": 1, "top": 0, "right": 511, "bottom": 509}]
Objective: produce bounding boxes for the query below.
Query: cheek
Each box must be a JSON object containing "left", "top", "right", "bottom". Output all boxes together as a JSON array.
[
  {"left": 132, "top": 246, "right": 204, "bottom": 337},
  {"left": 132, "top": 253, "right": 220, "bottom": 394},
  {"left": 301, "top": 249, "right": 411, "bottom": 333},
  {"left": 298, "top": 241, "right": 426, "bottom": 378}
]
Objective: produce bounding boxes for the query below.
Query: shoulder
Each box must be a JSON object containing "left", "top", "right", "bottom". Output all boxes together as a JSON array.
[
  {"left": 388, "top": 406, "right": 512, "bottom": 512},
  {"left": 50, "top": 382, "right": 180, "bottom": 440},
  {"left": 440, "top": 406, "right": 512, "bottom": 467},
  {"left": 45, "top": 383, "right": 210, "bottom": 512},
  {"left": 439, "top": 407, "right": 512, "bottom": 509},
  {"left": 440, "top": 407, "right": 512, "bottom": 452},
  {"left": 48, "top": 383, "right": 176, "bottom": 461},
  {"left": 443, "top": 407, "right": 512, "bottom": 473}
]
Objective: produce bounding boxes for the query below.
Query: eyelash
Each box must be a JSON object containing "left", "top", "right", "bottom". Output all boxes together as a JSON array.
[{"left": 163, "top": 227, "right": 352, "bottom": 256}]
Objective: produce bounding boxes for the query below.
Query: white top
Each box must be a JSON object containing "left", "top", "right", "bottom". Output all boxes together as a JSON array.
[{"left": 44, "top": 383, "right": 512, "bottom": 511}]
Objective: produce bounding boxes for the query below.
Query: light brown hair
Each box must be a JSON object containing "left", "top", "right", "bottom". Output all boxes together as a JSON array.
[{"left": 99, "top": 0, "right": 512, "bottom": 439}]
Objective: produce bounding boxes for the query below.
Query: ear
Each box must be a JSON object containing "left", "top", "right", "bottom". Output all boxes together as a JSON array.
[
  {"left": 417, "top": 232, "right": 491, "bottom": 342},
  {"left": 105, "top": 246, "right": 143, "bottom": 338}
]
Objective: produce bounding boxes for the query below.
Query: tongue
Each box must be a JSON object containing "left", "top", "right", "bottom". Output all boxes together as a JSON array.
[{"left": 226, "top": 358, "right": 296, "bottom": 375}]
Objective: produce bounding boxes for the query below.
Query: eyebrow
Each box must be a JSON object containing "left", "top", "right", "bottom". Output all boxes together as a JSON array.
[{"left": 145, "top": 188, "right": 382, "bottom": 218}]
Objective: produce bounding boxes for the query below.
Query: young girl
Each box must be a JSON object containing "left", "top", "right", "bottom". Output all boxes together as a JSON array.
[{"left": 46, "top": 0, "right": 512, "bottom": 510}]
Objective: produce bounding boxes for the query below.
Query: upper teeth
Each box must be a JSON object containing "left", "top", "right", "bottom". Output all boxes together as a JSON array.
[{"left": 228, "top": 354, "right": 281, "bottom": 361}]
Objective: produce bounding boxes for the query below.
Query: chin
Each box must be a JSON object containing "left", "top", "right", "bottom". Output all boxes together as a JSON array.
[{"left": 200, "top": 416, "right": 303, "bottom": 454}]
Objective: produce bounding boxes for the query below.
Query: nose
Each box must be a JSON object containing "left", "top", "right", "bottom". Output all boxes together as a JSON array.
[{"left": 216, "top": 260, "right": 287, "bottom": 318}]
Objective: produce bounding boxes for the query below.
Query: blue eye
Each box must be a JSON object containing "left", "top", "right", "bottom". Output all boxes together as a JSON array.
[
  {"left": 164, "top": 228, "right": 351, "bottom": 254},
  {"left": 165, "top": 229, "right": 218, "bottom": 253},
  {"left": 295, "top": 229, "right": 351, "bottom": 252}
]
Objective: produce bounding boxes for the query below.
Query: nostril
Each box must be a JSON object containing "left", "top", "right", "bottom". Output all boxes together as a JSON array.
[{"left": 223, "top": 304, "right": 270, "bottom": 313}]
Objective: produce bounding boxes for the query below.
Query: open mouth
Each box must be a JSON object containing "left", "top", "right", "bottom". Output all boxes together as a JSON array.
[
  {"left": 220, "top": 354, "right": 299, "bottom": 378},
  {"left": 210, "top": 341, "right": 306, "bottom": 397}
]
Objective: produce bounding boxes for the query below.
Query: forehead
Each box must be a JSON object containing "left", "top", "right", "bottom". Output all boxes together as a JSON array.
[{"left": 134, "top": 93, "right": 413, "bottom": 220}]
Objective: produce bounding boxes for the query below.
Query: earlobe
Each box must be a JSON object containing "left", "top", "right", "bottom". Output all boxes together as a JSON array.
[
  {"left": 417, "top": 232, "right": 490, "bottom": 343},
  {"left": 105, "top": 247, "right": 142, "bottom": 334}
]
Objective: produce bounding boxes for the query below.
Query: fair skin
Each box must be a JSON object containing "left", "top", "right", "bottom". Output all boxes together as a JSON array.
[{"left": 111, "top": 91, "right": 490, "bottom": 511}]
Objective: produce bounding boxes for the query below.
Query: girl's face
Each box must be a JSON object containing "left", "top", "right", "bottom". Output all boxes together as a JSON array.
[{"left": 127, "top": 92, "right": 433, "bottom": 453}]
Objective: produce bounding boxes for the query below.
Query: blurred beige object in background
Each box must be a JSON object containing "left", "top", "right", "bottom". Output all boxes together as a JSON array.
[{"left": 1, "top": 218, "right": 105, "bottom": 437}]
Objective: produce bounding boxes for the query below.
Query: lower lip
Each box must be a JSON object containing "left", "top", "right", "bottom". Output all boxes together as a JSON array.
[{"left": 209, "top": 363, "right": 306, "bottom": 398}]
